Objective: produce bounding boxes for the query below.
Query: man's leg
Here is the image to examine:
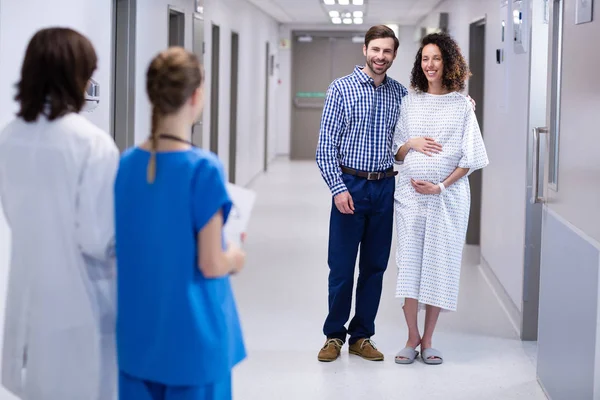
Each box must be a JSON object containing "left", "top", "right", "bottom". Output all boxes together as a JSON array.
[
  {"left": 323, "top": 199, "right": 365, "bottom": 341},
  {"left": 348, "top": 177, "right": 394, "bottom": 346},
  {"left": 323, "top": 174, "right": 367, "bottom": 342}
]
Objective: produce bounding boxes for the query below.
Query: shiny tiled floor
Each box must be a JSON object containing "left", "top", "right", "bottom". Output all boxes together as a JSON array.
[{"left": 231, "top": 159, "right": 546, "bottom": 400}]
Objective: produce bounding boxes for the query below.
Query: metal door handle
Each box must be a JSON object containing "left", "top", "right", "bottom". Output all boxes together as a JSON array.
[{"left": 532, "top": 127, "right": 548, "bottom": 204}]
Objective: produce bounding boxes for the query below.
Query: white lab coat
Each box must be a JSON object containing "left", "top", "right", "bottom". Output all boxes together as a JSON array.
[{"left": 0, "top": 113, "right": 119, "bottom": 399}]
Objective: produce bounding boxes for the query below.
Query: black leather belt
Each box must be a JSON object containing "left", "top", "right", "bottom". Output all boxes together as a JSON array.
[{"left": 341, "top": 166, "right": 398, "bottom": 181}]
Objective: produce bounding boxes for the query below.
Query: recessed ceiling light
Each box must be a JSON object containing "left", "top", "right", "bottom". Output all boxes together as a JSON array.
[
  {"left": 343, "top": 17, "right": 352, "bottom": 24},
  {"left": 329, "top": 10, "right": 340, "bottom": 18},
  {"left": 353, "top": 11, "right": 363, "bottom": 18},
  {"left": 332, "top": 17, "right": 342, "bottom": 24},
  {"left": 352, "top": 0, "right": 364, "bottom": 4},
  {"left": 339, "top": 0, "right": 350, "bottom": 5},
  {"left": 324, "top": 0, "right": 335, "bottom": 5},
  {"left": 353, "top": 17, "right": 363, "bottom": 24}
]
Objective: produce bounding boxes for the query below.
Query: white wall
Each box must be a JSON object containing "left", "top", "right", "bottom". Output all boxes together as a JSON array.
[
  {"left": 275, "top": 23, "right": 417, "bottom": 157},
  {"left": 418, "top": 0, "right": 533, "bottom": 314},
  {"left": 203, "top": 0, "right": 279, "bottom": 185},
  {"left": 0, "top": 1, "right": 113, "bottom": 131},
  {"left": 388, "top": 25, "right": 420, "bottom": 88},
  {"left": 0, "top": 2, "right": 113, "bottom": 398}
]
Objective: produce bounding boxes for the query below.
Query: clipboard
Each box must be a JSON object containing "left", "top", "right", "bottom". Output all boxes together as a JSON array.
[{"left": 224, "top": 183, "right": 257, "bottom": 246}]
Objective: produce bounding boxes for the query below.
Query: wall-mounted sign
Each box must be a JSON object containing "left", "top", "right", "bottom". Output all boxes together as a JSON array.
[
  {"left": 296, "top": 92, "right": 326, "bottom": 98},
  {"left": 576, "top": 0, "right": 594, "bottom": 24},
  {"left": 279, "top": 38, "right": 291, "bottom": 49}
]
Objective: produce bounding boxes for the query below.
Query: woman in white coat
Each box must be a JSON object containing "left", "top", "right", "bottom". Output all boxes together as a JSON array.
[{"left": 0, "top": 28, "right": 119, "bottom": 399}]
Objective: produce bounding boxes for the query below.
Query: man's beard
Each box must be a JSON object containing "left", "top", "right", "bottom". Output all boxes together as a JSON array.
[{"left": 367, "top": 58, "right": 390, "bottom": 76}]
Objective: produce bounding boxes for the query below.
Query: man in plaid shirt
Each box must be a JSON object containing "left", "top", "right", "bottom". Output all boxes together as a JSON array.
[{"left": 316, "top": 25, "right": 406, "bottom": 362}]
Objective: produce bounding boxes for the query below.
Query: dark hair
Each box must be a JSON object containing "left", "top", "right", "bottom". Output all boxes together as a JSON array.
[
  {"left": 364, "top": 25, "right": 399, "bottom": 52},
  {"left": 15, "top": 28, "right": 97, "bottom": 122},
  {"left": 410, "top": 32, "right": 470, "bottom": 93},
  {"left": 145, "top": 46, "right": 204, "bottom": 183}
]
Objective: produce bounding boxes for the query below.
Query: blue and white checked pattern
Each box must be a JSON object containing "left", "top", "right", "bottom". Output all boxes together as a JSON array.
[{"left": 316, "top": 66, "right": 408, "bottom": 195}]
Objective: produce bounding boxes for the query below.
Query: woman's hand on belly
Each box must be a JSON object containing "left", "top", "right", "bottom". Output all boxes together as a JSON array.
[
  {"left": 411, "top": 179, "right": 442, "bottom": 195},
  {"left": 407, "top": 137, "right": 443, "bottom": 156}
]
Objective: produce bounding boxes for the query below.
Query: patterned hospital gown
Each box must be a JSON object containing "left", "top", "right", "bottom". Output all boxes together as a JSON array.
[{"left": 392, "top": 92, "right": 489, "bottom": 311}]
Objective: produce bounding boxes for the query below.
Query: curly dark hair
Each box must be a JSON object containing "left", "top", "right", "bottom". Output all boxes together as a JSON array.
[{"left": 410, "top": 32, "right": 470, "bottom": 93}]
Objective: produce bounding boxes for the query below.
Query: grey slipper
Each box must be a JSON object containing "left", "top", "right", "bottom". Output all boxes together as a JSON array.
[
  {"left": 421, "top": 348, "right": 443, "bottom": 365},
  {"left": 394, "top": 347, "right": 419, "bottom": 364}
]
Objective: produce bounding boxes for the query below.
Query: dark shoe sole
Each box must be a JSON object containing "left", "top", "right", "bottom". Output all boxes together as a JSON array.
[
  {"left": 318, "top": 353, "right": 341, "bottom": 362},
  {"left": 318, "top": 356, "right": 339, "bottom": 362},
  {"left": 349, "top": 349, "right": 384, "bottom": 361}
]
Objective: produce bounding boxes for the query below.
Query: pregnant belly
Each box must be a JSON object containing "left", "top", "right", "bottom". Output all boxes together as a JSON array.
[{"left": 403, "top": 151, "right": 442, "bottom": 182}]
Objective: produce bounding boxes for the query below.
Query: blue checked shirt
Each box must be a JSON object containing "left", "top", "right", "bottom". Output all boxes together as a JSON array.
[{"left": 316, "top": 66, "right": 408, "bottom": 196}]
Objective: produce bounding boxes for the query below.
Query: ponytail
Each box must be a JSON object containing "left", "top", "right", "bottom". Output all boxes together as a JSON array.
[{"left": 147, "top": 106, "right": 160, "bottom": 184}]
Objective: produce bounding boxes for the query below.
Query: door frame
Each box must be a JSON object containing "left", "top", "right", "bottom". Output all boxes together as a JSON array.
[
  {"left": 229, "top": 32, "right": 240, "bottom": 182},
  {"left": 111, "top": 0, "right": 137, "bottom": 152},
  {"left": 167, "top": 6, "right": 186, "bottom": 47},
  {"left": 466, "top": 17, "right": 486, "bottom": 245},
  {"left": 191, "top": 12, "right": 205, "bottom": 148},
  {"left": 210, "top": 24, "right": 220, "bottom": 155}
]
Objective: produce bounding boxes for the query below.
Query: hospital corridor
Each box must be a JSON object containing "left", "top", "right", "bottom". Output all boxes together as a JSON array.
[{"left": 0, "top": 0, "right": 598, "bottom": 399}]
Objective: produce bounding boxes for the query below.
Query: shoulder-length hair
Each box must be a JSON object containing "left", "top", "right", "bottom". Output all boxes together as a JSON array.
[
  {"left": 15, "top": 27, "right": 98, "bottom": 122},
  {"left": 410, "top": 32, "right": 470, "bottom": 93}
]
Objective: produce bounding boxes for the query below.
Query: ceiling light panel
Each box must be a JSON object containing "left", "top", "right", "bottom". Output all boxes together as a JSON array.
[{"left": 321, "top": 0, "right": 367, "bottom": 25}]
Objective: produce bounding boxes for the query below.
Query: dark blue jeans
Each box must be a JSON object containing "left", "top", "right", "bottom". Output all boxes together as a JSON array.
[{"left": 323, "top": 173, "right": 395, "bottom": 345}]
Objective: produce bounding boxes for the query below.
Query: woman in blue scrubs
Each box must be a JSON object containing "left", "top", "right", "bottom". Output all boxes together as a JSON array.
[{"left": 114, "top": 47, "right": 247, "bottom": 399}]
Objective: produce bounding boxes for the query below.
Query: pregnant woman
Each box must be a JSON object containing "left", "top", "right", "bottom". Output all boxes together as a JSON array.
[{"left": 392, "top": 32, "right": 488, "bottom": 365}]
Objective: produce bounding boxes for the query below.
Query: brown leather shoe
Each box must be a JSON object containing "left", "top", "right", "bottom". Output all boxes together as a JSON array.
[
  {"left": 349, "top": 338, "right": 384, "bottom": 361},
  {"left": 318, "top": 338, "right": 344, "bottom": 362}
]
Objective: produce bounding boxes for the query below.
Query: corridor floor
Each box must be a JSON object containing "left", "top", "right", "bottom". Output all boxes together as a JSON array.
[{"left": 231, "top": 159, "right": 547, "bottom": 400}]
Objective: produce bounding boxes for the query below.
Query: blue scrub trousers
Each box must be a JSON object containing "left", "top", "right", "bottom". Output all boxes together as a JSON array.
[
  {"left": 119, "top": 371, "right": 232, "bottom": 400},
  {"left": 323, "top": 172, "right": 395, "bottom": 345}
]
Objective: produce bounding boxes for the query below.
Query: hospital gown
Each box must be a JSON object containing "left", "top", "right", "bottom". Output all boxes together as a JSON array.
[
  {"left": 0, "top": 113, "right": 119, "bottom": 399},
  {"left": 393, "top": 92, "right": 489, "bottom": 311}
]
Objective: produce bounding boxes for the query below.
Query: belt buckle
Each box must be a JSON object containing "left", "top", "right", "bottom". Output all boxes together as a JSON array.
[{"left": 367, "top": 171, "right": 381, "bottom": 180}]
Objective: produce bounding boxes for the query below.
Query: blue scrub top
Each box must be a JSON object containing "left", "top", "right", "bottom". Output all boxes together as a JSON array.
[{"left": 114, "top": 147, "right": 246, "bottom": 386}]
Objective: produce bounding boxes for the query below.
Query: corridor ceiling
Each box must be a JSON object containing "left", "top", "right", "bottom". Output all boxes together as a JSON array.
[{"left": 245, "top": 0, "right": 444, "bottom": 25}]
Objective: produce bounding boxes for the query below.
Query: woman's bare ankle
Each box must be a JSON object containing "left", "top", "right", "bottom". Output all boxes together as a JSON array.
[{"left": 406, "top": 336, "right": 421, "bottom": 349}]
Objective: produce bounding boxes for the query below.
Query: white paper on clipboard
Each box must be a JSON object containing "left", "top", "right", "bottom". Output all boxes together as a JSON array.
[{"left": 224, "top": 183, "right": 257, "bottom": 246}]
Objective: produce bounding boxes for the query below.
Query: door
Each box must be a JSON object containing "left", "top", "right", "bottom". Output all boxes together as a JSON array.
[
  {"left": 520, "top": 0, "right": 551, "bottom": 341},
  {"left": 112, "top": 0, "right": 136, "bottom": 152},
  {"left": 191, "top": 13, "right": 204, "bottom": 148},
  {"left": 466, "top": 19, "right": 485, "bottom": 245},
  {"left": 290, "top": 34, "right": 364, "bottom": 160},
  {"left": 168, "top": 7, "right": 185, "bottom": 47},
  {"left": 229, "top": 32, "right": 239, "bottom": 182},
  {"left": 536, "top": 0, "right": 600, "bottom": 396},
  {"left": 210, "top": 24, "right": 220, "bottom": 155}
]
